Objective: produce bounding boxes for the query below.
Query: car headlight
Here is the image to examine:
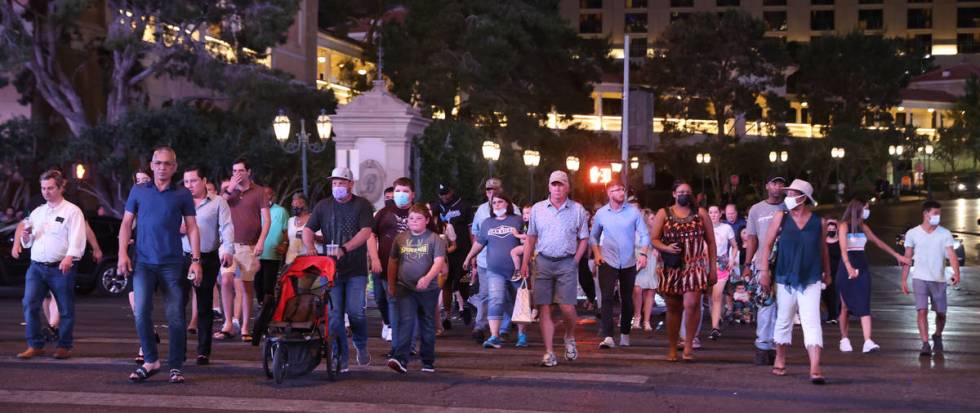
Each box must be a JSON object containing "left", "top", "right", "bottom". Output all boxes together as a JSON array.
[{"left": 958, "top": 183, "right": 966, "bottom": 191}]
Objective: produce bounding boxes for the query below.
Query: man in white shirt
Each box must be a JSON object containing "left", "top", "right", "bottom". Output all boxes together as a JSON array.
[
  {"left": 901, "top": 200, "right": 960, "bottom": 357},
  {"left": 17, "top": 170, "right": 87, "bottom": 360}
]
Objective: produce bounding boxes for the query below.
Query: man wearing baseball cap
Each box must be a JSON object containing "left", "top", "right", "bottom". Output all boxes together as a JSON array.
[
  {"left": 520, "top": 170, "right": 590, "bottom": 367},
  {"left": 303, "top": 166, "right": 375, "bottom": 371},
  {"left": 743, "top": 174, "right": 787, "bottom": 365}
]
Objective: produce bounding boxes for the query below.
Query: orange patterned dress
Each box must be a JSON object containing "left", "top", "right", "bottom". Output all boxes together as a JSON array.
[{"left": 657, "top": 207, "right": 709, "bottom": 295}]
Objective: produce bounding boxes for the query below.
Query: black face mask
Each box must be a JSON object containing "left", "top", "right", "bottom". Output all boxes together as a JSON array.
[
  {"left": 291, "top": 207, "right": 305, "bottom": 216},
  {"left": 676, "top": 195, "right": 692, "bottom": 207}
]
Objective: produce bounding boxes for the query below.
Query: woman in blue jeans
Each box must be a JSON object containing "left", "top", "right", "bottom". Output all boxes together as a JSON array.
[{"left": 463, "top": 194, "right": 528, "bottom": 349}]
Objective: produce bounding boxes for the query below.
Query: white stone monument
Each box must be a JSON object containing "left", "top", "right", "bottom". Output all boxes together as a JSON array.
[{"left": 331, "top": 80, "right": 432, "bottom": 210}]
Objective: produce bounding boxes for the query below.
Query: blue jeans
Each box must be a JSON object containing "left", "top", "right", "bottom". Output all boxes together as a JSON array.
[
  {"left": 393, "top": 287, "right": 439, "bottom": 366},
  {"left": 372, "top": 273, "right": 390, "bottom": 326},
  {"left": 133, "top": 262, "right": 187, "bottom": 369},
  {"left": 329, "top": 274, "right": 367, "bottom": 366},
  {"left": 470, "top": 266, "right": 490, "bottom": 331},
  {"left": 23, "top": 262, "right": 76, "bottom": 349},
  {"left": 486, "top": 269, "right": 519, "bottom": 334},
  {"left": 755, "top": 303, "right": 777, "bottom": 350}
]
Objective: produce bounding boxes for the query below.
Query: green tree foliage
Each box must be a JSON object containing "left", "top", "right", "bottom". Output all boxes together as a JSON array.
[{"left": 644, "top": 10, "right": 788, "bottom": 143}]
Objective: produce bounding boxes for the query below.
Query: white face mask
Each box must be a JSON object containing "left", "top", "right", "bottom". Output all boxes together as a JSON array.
[
  {"left": 929, "top": 214, "right": 941, "bottom": 226},
  {"left": 862, "top": 208, "right": 871, "bottom": 220},
  {"left": 784, "top": 194, "right": 802, "bottom": 210},
  {"left": 493, "top": 208, "right": 507, "bottom": 217}
]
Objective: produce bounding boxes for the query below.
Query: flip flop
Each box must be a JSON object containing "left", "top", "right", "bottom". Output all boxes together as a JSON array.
[
  {"left": 213, "top": 331, "right": 235, "bottom": 340},
  {"left": 241, "top": 334, "right": 253, "bottom": 342},
  {"left": 169, "top": 369, "right": 185, "bottom": 384},
  {"left": 129, "top": 366, "right": 159, "bottom": 382},
  {"left": 771, "top": 367, "right": 787, "bottom": 376}
]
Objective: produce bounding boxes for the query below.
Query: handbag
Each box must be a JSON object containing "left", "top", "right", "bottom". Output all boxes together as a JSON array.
[
  {"left": 511, "top": 279, "right": 533, "bottom": 324},
  {"left": 661, "top": 249, "right": 684, "bottom": 270}
]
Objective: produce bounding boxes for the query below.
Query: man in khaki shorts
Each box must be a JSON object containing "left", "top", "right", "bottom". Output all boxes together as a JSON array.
[
  {"left": 216, "top": 158, "right": 270, "bottom": 342},
  {"left": 519, "top": 171, "right": 589, "bottom": 367}
]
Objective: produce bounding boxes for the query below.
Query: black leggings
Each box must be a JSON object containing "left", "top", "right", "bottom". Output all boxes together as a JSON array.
[{"left": 255, "top": 259, "right": 281, "bottom": 303}]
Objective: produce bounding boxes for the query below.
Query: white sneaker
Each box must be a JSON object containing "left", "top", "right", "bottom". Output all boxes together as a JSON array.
[
  {"left": 862, "top": 339, "right": 880, "bottom": 353},
  {"left": 599, "top": 337, "right": 615, "bottom": 349},
  {"left": 839, "top": 337, "right": 853, "bottom": 352},
  {"left": 381, "top": 324, "right": 391, "bottom": 342},
  {"left": 619, "top": 334, "right": 630, "bottom": 347}
]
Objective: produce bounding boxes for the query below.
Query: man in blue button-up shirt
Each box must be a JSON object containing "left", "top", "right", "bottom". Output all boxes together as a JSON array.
[{"left": 590, "top": 180, "right": 650, "bottom": 349}]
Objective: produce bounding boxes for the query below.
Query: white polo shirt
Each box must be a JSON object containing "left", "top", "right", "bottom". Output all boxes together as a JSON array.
[{"left": 22, "top": 199, "right": 87, "bottom": 263}]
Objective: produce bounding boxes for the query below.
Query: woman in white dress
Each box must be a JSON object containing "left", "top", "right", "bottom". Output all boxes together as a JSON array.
[{"left": 632, "top": 208, "right": 660, "bottom": 332}]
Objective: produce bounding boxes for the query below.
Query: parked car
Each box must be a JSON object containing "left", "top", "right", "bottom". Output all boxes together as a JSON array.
[
  {"left": 948, "top": 173, "right": 980, "bottom": 198},
  {"left": 0, "top": 216, "right": 129, "bottom": 297}
]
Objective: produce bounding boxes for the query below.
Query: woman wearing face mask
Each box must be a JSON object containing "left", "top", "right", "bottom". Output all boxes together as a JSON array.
[
  {"left": 822, "top": 220, "right": 841, "bottom": 324},
  {"left": 650, "top": 181, "right": 717, "bottom": 361},
  {"left": 284, "top": 193, "right": 323, "bottom": 265},
  {"left": 836, "top": 197, "right": 911, "bottom": 353},
  {"left": 758, "top": 179, "right": 830, "bottom": 384}
]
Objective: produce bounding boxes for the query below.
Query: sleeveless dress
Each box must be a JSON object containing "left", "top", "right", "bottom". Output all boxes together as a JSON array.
[
  {"left": 836, "top": 225, "right": 872, "bottom": 317},
  {"left": 657, "top": 207, "right": 709, "bottom": 295},
  {"left": 634, "top": 231, "right": 659, "bottom": 290}
]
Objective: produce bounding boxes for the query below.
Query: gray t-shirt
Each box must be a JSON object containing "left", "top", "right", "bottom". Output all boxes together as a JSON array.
[
  {"left": 390, "top": 229, "right": 447, "bottom": 292},
  {"left": 904, "top": 225, "right": 955, "bottom": 283},
  {"left": 746, "top": 200, "right": 785, "bottom": 267},
  {"left": 477, "top": 215, "right": 524, "bottom": 275}
]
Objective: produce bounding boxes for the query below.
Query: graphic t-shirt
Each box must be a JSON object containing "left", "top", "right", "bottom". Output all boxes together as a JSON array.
[
  {"left": 390, "top": 229, "right": 446, "bottom": 292},
  {"left": 477, "top": 215, "right": 524, "bottom": 275},
  {"left": 373, "top": 205, "right": 410, "bottom": 276}
]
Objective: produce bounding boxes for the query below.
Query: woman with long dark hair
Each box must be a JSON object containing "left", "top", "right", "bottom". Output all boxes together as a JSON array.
[
  {"left": 836, "top": 197, "right": 911, "bottom": 353},
  {"left": 650, "top": 180, "right": 717, "bottom": 361}
]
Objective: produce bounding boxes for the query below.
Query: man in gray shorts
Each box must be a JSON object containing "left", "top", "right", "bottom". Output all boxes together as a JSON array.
[
  {"left": 900, "top": 200, "right": 960, "bottom": 357},
  {"left": 520, "top": 171, "right": 589, "bottom": 367}
]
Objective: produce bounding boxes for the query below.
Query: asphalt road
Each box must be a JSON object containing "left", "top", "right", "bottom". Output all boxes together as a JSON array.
[{"left": 0, "top": 199, "right": 978, "bottom": 412}]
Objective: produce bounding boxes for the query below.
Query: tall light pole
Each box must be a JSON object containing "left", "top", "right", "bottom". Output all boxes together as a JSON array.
[
  {"left": 696, "top": 152, "right": 711, "bottom": 194},
  {"left": 769, "top": 150, "right": 788, "bottom": 174},
  {"left": 482, "top": 140, "right": 501, "bottom": 176},
  {"left": 831, "top": 147, "right": 845, "bottom": 204},
  {"left": 566, "top": 156, "right": 580, "bottom": 198},
  {"left": 924, "top": 144, "right": 934, "bottom": 199},
  {"left": 273, "top": 109, "right": 331, "bottom": 197},
  {"left": 888, "top": 144, "right": 904, "bottom": 199},
  {"left": 523, "top": 149, "right": 541, "bottom": 201}
]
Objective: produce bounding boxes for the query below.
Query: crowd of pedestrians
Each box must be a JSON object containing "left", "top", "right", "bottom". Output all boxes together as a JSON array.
[{"left": 6, "top": 149, "right": 964, "bottom": 385}]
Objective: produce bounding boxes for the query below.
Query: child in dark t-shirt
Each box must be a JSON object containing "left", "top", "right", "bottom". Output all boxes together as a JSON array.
[{"left": 386, "top": 204, "right": 446, "bottom": 373}]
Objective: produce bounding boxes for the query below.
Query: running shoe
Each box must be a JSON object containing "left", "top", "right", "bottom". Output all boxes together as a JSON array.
[
  {"left": 483, "top": 336, "right": 502, "bottom": 349},
  {"left": 599, "top": 337, "right": 615, "bottom": 349},
  {"left": 564, "top": 339, "right": 578, "bottom": 361},
  {"left": 862, "top": 339, "right": 880, "bottom": 353},
  {"left": 839, "top": 337, "right": 853, "bottom": 353},
  {"left": 540, "top": 352, "right": 558, "bottom": 367},
  {"left": 515, "top": 332, "right": 528, "bottom": 348}
]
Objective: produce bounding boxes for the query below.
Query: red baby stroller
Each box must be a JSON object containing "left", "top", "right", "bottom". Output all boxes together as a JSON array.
[{"left": 257, "top": 256, "right": 340, "bottom": 384}]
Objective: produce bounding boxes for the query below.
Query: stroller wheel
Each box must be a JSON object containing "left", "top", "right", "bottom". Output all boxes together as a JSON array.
[
  {"left": 261, "top": 340, "right": 273, "bottom": 379},
  {"left": 272, "top": 342, "right": 288, "bottom": 384}
]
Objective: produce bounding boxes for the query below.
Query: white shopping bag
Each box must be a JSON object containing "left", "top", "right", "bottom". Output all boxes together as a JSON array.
[{"left": 511, "top": 279, "right": 533, "bottom": 324}]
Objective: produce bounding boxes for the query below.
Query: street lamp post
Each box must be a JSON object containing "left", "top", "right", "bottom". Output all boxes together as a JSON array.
[
  {"left": 273, "top": 109, "right": 331, "bottom": 197},
  {"left": 695, "top": 152, "right": 711, "bottom": 194},
  {"left": 769, "top": 150, "right": 788, "bottom": 173},
  {"left": 523, "top": 150, "right": 541, "bottom": 201},
  {"left": 888, "top": 145, "right": 905, "bottom": 200},
  {"left": 831, "top": 147, "right": 845, "bottom": 204},
  {"left": 482, "top": 140, "right": 501, "bottom": 176},
  {"left": 924, "top": 144, "right": 934, "bottom": 199},
  {"left": 566, "top": 156, "right": 580, "bottom": 199}
]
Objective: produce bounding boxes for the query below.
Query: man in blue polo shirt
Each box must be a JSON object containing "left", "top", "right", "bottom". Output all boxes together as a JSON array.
[
  {"left": 118, "top": 146, "right": 202, "bottom": 384},
  {"left": 590, "top": 180, "right": 650, "bottom": 349}
]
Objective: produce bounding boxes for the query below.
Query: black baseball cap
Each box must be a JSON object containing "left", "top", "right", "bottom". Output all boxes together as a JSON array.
[
  {"left": 437, "top": 183, "right": 453, "bottom": 195},
  {"left": 766, "top": 175, "right": 787, "bottom": 185}
]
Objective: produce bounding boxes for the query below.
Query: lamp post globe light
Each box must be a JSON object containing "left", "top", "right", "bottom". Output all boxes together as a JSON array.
[
  {"left": 630, "top": 156, "right": 639, "bottom": 170},
  {"left": 831, "top": 147, "right": 845, "bottom": 204},
  {"left": 523, "top": 149, "right": 541, "bottom": 201},
  {"left": 566, "top": 156, "right": 580, "bottom": 173},
  {"left": 888, "top": 145, "right": 905, "bottom": 199},
  {"left": 273, "top": 109, "right": 330, "bottom": 197},
  {"left": 924, "top": 144, "right": 934, "bottom": 199},
  {"left": 695, "top": 152, "right": 711, "bottom": 193},
  {"left": 482, "top": 140, "right": 501, "bottom": 176}
]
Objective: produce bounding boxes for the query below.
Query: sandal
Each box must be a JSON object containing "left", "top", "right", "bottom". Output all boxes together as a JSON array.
[
  {"left": 771, "top": 367, "right": 787, "bottom": 376},
  {"left": 810, "top": 374, "right": 826, "bottom": 385},
  {"left": 213, "top": 330, "right": 235, "bottom": 340},
  {"left": 169, "top": 369, "right": 185, "bottom": 384},
  {"left": 682, "top": 352, "right": 695, "bottom": 362},
  {"left": 665, "top": 352, "right": 679, "bottom": 362},
  {"left": 241, "top": 334, "right": 253, "bottom": 343},
  {"left": 129, "top": 366, "right": 159, "bottom": 382}
]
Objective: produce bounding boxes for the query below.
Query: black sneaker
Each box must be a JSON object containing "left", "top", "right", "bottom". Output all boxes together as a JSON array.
[
  {"left": 767, "top": 350, "right": 777, "bottom": 365},
  {"left": 387, "top": 358, "right": 407, "bottom": 373},
  {"left": 196, "top": 355, "right": 210, "bottom": 365},
  {"left": 919, "top": 341, "right": 932, "bottom": 357},
  {"left": 43, "top": 324, "right": 59, "bottom": 343},
  {"left": 442, "top": 318, "right": 452, "bottom": 331},
  {"left": 461, "top": 306, "right": 473, "bottom": 326},
  {"left": 421, "top": 364, "right": 435, "bottom": 373},
  {"left": 708, "top": 328, "right": 721, "bottom": 340},
  {"left": 754, "top": 349, "right": 770, "bottom": 365},
  {"left": 932, "top": 335, "right": 943, "bottom": 353},
  {"left": 471, "top": 329, "right": 485, "bottom": 343}
]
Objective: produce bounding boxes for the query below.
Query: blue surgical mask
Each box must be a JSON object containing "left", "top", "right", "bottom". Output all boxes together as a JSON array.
[
  {"left": 862, "top": 208, "right": 870, "bottom": 220},
  {"left": 393, "top": 191, "right": 411, "bottom": 208},
  {"left": 332, "top": 186, "right": 349, "bottom": 199}
]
